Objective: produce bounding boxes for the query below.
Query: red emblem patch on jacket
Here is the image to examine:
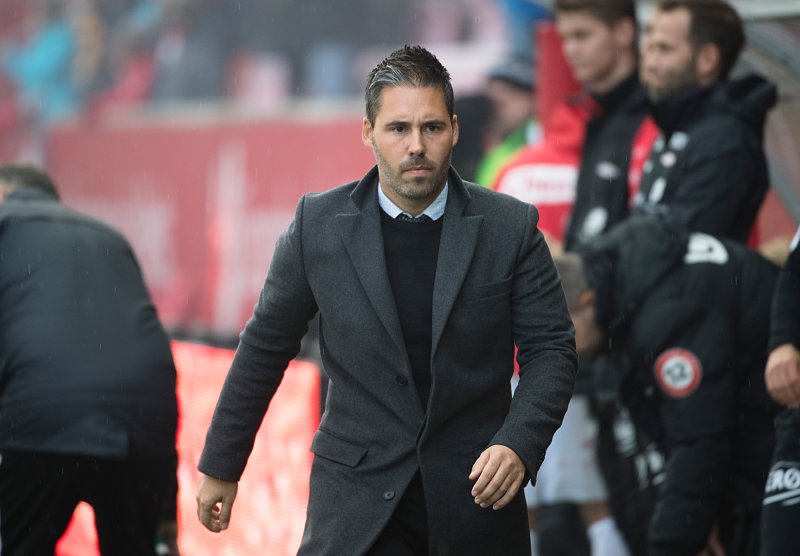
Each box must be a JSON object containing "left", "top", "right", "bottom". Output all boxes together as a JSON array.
[{"left": 653, "top": 348, "right": 703, "bottom": 398}]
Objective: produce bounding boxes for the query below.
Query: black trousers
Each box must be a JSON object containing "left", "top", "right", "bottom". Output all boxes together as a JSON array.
[
  {"left": 0, "top": 451, "right": 173, "bottom": 556},
  {"left": 367, "top": 472, "right": 429, "bottom": 556},
  {"left": 761, "top": 408, "right": 800, "bottom": 556}
]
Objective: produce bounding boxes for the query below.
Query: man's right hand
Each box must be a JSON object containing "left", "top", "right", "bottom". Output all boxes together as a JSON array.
[
  {"left": 196, "top": 475, "right": 238, "bottom": 533},
  {"left": 765, "top": 343, "right": 800, "bottom": 408}
]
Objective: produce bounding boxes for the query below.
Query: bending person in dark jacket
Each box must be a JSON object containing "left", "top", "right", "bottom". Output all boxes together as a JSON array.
[
  {"left": 760, "top": 228, "right": 800, "bottom": 556},
  {"left": 554, "top": 216, "right": 780, "bottom": 555},
  {"left": 635, "top": 0, "right": 776, "bottom": 242},
  {"left": 0, "top": 164, "right": 179, "bottom": 556}
]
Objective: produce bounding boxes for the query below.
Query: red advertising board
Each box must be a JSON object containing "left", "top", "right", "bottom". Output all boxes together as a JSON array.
[{"left": 47, "top": 113, "right": 373, "bottom": 336}]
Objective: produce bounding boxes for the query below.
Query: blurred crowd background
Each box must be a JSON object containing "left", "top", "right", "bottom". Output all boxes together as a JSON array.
[
  {"left": 0, "top": 0, "right": 551, "bottom": 157},
  {"left": 4, "top": 1, "right": 800, "bottom": 554}
]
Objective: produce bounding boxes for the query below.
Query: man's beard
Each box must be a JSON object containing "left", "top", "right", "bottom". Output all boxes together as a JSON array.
[
  {"left": 646, "top": 59, "right": 699, "bottom": 104},
  {"left": 373, "top": 144, "right": 450, "bottom": 202}
]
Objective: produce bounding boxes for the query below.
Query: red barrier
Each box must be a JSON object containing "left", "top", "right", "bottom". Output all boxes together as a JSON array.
[{"left": 57, "top": 340, "right": 321, "bottom": 555}]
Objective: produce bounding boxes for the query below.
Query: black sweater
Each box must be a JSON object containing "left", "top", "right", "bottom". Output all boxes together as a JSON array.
[{"left": 380, "top": 210, "right": 443, "bottom": 408}]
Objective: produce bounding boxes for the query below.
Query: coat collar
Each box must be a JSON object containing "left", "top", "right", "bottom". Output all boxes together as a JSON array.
[{"left": 5, "top": 187, "right": 59, "bottom": 203}]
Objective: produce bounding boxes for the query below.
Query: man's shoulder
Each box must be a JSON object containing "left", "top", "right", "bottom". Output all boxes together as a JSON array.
[
  {"left": 464, "top": 180, "right": 530, "bottom": 212},
  {"left": 305, "top": 179, "right": 359, "bottom": 201},
  {"left": 0, "top": 198, "right": 131, "bottom": 249},
  {"left": 682, "top": 101, "right": 754, "bottom": 151},
  {"left": 300, "top": 179, "right": 362, "bottom": 216},
  {"left": 462, "top": 181, "right": 537, "bottom": 233}
]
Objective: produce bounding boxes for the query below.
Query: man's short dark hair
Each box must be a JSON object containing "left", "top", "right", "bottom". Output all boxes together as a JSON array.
[
  {"left": 365, "top": 45, "right": 454, "bottom": 126},
  {"left": 657, "top": 0, "right": 744, "bottom": 80},
  {"left": 553, "top": 0, "right": 637, "bottom": 28},
  {"left": 0, "top": 164, "right": 60, "bottom": 200}
]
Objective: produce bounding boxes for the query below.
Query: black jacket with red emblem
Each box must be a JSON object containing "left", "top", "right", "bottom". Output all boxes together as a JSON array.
[{"left": 580, "top": 215, "right": 780, "bottom": 555}]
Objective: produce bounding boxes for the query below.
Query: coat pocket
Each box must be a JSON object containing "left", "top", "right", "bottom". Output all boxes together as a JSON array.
[
  {"left": 461, "top": 276, "right": 513, "bottom": 303},
  {"left": 311, "top": 427, "right": 368, "bottom": 467}
]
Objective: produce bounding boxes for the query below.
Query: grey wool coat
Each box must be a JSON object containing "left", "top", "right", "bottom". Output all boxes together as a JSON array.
[{"left": 199, "top": 166, "right": 577, "bottom": 555}]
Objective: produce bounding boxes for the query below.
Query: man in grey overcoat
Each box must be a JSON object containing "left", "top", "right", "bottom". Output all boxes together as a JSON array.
[{"left": 196, "top": 45, "right": 577, "bottom": 555}]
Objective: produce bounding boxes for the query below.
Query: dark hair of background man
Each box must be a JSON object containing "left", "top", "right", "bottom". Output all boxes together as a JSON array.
[
  {"left": 0, "top": 164, "right": 60, "bottom": 200},
  {"left": 656, "top": 0, "right": 745, "bottom": 80},
  {"left": 553, "top": 0, "right": 637, "bottom": 27}
]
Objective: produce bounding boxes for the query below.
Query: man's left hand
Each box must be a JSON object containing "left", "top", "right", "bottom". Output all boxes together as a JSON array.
[{"left": 469, "top": 445, "right": 525, "bottom": 510}]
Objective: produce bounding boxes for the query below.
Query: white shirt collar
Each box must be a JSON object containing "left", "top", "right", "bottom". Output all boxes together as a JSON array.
[{"left": 377, "top": 182, "right": 448, "bottom": 221}]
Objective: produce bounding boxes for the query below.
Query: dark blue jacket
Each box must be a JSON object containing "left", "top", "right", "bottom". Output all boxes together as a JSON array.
[{"left": 0, "top": 187, "right": 177, "bottom": 459}]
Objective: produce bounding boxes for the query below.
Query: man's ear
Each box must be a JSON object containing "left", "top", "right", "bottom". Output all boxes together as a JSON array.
[
  {"left": 451, "top": 114, "right": 459, "bottom": 146},
  {"left": 362, "top": 117, "right": 374, "bottom": 148},
  {"left": 695, "top": 43, "right": 721, "bottom": 85}
]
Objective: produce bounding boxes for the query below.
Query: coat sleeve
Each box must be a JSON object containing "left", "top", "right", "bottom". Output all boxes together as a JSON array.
[
  {"left": 198, "top": 195, "right": 319, "bottom": 482},
  {"left": 641, "top": 304, "right": 737, "bottom": 555},
  {"left": 770, "top": 229, "right": 800, "bottom": 351},
  {"left": 489, "top": 203, "right": 578, "bottom": 481}
]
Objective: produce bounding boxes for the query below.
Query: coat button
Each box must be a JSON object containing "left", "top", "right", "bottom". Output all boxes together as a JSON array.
[
  {"left": 383, "top": 490, "right": 395, "bottom": 501},
  {"left": 395, "top": 375, "right": 408, "bottom": 386}
]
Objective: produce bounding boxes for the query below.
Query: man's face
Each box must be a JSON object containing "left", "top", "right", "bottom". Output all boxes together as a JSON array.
[
  {"left": 556, "top": 11, "right": 622, "bottom": 92},
  {"left": 641, "top": 8, "right": 699, "bottom": 103},
  {"left": 363, "top": 85, "right": 458, "bottom": 214}
]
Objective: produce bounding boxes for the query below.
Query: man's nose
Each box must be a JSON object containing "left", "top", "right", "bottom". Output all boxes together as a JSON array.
[{"left": 408, "top": 129, "right": 425, "bottom": 156}]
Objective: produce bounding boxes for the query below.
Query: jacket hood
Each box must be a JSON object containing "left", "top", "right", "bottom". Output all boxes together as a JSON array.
[
  {"left": 578, "top": 215, "right": 689, "bottom": 335},
  {"left": 651, "top": 73, "right": 777, "bottom": 136},
  {"left": 712, "top": 74, "right": 777, "bottom": 136}
]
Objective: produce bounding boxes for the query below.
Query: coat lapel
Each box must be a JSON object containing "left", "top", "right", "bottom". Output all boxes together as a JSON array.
[
  {"left": 431, "top": 171, "right": 483, "bottom": 357},
  {"left": 335, "top": 168, "right": 410, "bottom": 365}
]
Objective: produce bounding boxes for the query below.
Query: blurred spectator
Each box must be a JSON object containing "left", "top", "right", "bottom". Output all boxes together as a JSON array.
[
  {"left": 635, "top": 0, "right": 777, "bottom": 242},
  {"left": 88, "top": 16, "right": 158, "bottom": 115},
  {"left": 70, "top": 0, "right": 105, "bottom": 99},
  {"left": 492, "top": 100, "right": 586, "bottom": 250},
  {"left": 151, "top": 0, "right": 236, "bottom": 102},
  {"left": 474, "top": 55, "right": 540, "bottom": 186},
  {"left": 760, "top": 226, "right": 800, "bottom": 556},
  {"left": 1, "top": 0, "right": 80, "bottom": 126},
  {"left": 546, "top": 2, "right": 658, "bottom": 554},
  {"left": 0, "top": 164, "right": 179, "bottom": 555},
  {"left": 557, "top": 0, "right": 656, "bottom": 251},
  {"left": 236, "top": 0, "right": 413, "bottom": 98},
  {"left": 86, "top": 0, "right": 160, "bottom": 102},
  {"left": 499, "top": 0, "right": 552, "bottom": 61},
  {"left": 555, "top": 215, "right": 779, "bottom": 555},
  {"left": 451, "top": 93, "right": 493, "bottom": 183}
]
